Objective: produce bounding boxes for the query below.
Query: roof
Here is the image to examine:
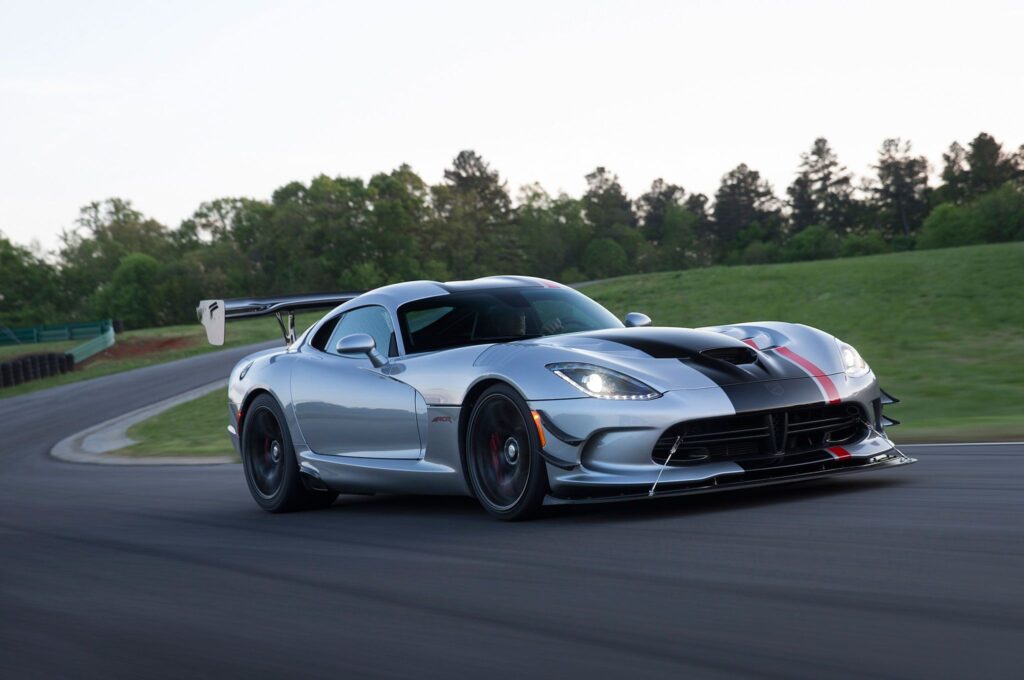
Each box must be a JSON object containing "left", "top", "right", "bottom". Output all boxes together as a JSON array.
[{"left": 326, "top": 276, "right": 573, "bottom": 320}]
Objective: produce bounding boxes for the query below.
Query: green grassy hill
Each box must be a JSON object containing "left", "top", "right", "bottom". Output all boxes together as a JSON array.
[{"left": 583, "top": 242, "right": 1024, "bottom": 442}]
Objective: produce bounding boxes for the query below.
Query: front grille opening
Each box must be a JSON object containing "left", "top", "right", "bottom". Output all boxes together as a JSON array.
[
  {"left": 700, "top": 347, "right": 757, "bottom": 365},
  {"left": 652, "top": 404, "right": 867, "bottom": 467}
]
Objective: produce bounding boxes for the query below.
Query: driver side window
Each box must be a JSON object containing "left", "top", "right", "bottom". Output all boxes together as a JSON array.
[{"left": 327, "top": 305, "right": 397, "bottom": 358}]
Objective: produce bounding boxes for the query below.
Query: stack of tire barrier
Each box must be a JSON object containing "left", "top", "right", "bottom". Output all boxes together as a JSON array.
[{"left": 0, "top": 352, "right": 75, "bottom": 389}]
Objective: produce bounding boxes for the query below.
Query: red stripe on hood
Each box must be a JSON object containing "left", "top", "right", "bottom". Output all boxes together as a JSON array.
[{"left": 774, "top": 346, "right": 841, "bottom": 404}]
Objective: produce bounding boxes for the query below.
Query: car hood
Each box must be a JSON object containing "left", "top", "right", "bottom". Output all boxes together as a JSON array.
[{"left": 521, "top": 326, "right": 835, "bottom": 393}]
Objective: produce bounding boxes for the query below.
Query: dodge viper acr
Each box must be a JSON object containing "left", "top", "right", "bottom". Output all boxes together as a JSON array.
[{"left": 197, "top": 276, "right": 913, "bottom": 519}]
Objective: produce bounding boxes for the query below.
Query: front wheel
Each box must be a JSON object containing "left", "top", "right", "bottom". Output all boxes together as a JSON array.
[
  {"left": 465, "top": 385, "right": 549, "bottom": 520},
  {"left": 241, "top": 394, "right": 338, "bottom": 513}
]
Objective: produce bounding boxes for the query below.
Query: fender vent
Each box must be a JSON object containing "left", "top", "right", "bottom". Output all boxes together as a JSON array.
[{"left": 699, "top": 347, "right": 757, "bottom": 365}]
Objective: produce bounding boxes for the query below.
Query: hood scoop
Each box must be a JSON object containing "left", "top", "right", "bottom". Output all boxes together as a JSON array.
[
  {"left": 700, "top": 346, "right": 757, "bottom": 365},
  {"left": 576, "top": 327, "right": 755, "bottom": 360}
]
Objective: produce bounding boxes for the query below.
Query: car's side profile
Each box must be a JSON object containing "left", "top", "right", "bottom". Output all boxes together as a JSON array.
[{"left": 197, "top": 275, "right": 913, "bottom": 520}]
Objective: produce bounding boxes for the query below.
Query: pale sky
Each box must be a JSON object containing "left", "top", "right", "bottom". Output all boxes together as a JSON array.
[{"left": 2, "top": 0, "right": 1021, "bottom": 250}]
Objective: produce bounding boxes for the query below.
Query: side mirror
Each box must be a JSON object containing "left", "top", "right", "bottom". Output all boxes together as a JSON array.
[
  {"left": 624, "top": 312, "right": 652, "bottom": 328},
  {"left": 336, "top": 333, "right": 388, "bottom": 368}
]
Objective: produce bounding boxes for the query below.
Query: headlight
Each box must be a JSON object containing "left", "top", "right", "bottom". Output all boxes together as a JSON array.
[
  {"left": 837, "top": 339, "right": 869, "bottom": 378},
  {"left": 547, "top": 363, "right": 660, "bottom": 400}
]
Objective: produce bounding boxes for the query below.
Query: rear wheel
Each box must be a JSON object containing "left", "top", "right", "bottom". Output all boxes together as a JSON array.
[
  {"left": 465, "top": 385, "right": 548, "bottom": 520},
  {"left": 241, "top": 394, "right": 338, "bottom": 513}
]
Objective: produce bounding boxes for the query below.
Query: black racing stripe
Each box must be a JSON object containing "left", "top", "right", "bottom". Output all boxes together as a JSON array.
[
  {"left": 580, "top": 327, "right": 748, "bottom": 359},
  {"left": 578, "top": 328, "right": 828, "bottom": 411},
  {"left": 579, "top": 328, "right": 810, "bottom": 385},
  {"left": 681, "top": 350, "right": 826, "bottom": 411},
  {"left": 719, "top": 377, "right": 826, "bottom": 413},
  {"left": 675, "top": 350, "right": 810, "bottom": 387}
]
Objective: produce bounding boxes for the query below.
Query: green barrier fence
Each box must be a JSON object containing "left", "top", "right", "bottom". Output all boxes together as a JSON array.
[
  {"left": 69, "top": 327, "right": 116, "bottom": 363},
  {"left": 0, "top": 320, "right": 113, "bottom": 346}
]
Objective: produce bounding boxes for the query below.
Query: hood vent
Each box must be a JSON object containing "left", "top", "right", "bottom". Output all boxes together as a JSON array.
[{"left": 700, "top": 346, "right": 757, "bottom": 365}]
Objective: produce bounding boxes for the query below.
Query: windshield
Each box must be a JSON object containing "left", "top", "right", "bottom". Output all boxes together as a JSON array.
[{"left": 398, "top": 287, "right": 623, "bottom": 354}]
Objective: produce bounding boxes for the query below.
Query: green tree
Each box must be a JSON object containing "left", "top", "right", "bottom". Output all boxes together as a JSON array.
[
  {"left": 368, "top": 164, "right": 438, "bottom": 282},
  {"left": 918, "top": 183, "right": 1024, "bottom": 249},
  {"left": 712, "top": 164, "right": 781, "bottom": 261},
  {"left": 0, "top": 233, "right": 61, "bottom": 326},
  {"left": 786, "top": 137, "right": 855, "bottom": 234},
  {"left": 581, "top": 238, "right": 629, "bottom": 279},
  {"left": 783, "top": 224, "right": 841, "bottom": 261},
  {"left": 514, "top": 185, "right": 591, "bottom": 279},
  {"left": 840, "top": 232, "right": 888, "bottom": 257},
  {"left": 636, "top": 179, "right": 686, "bottom": 243},
  {"left": 964, "top": 132, "right": 1021, "bottom": 197},
  {"left": 432, "top": 150, "right": 515, "bottom": 277},
  {"left": 652, "top": 204, "right": 701, "bottom": 270},
  {"left": 937, "top": 141, "right": 970, "bottom": 204},
  {"left": 59, "top": 199, "right": 173, "bottom": 314},
  {"left": 870, "top": 139, "right": 929, "bottom": 239},
  {"left": 583, "top": 167, "right": 640, "bottom": 261},
  {"left": 684, "top": 193, "right": 715, "bottom": 264},
  {"left": 91, "top": 253, "right": 162, "bottom": 329}
]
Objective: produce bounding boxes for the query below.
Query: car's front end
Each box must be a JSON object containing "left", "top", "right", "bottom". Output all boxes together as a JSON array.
[{"left": 516, "top": 323, "right": 914, "bottom": 503}]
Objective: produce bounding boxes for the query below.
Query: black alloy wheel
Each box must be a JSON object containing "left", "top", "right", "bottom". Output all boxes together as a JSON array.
[
  {"left": 241, "top": 394, "right": 337, "bottom": 513},
  {"left": 465, "top": 384, "right": 548, "bottom": 520}
]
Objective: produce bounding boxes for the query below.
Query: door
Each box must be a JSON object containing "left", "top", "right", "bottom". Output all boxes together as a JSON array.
[{"left": 290, "top": 305, "right": 422, "bottom": 459}]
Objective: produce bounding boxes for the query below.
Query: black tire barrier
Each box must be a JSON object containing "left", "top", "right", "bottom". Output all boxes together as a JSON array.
[{"left": 0, "top": 351, "right": 80, "bottom": 390}]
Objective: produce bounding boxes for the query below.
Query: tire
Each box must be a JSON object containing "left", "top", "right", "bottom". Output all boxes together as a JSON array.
[
  {"left": 464, "top": 384, "right": 549, "bottom": 520},
  {"left": 240, "top": 394, "right": 338, "bottom": 513}
]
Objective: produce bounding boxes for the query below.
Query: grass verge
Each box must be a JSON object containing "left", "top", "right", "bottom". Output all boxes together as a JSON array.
[{"left": 118, "top": 390, "right": 238, "bottom": 458}]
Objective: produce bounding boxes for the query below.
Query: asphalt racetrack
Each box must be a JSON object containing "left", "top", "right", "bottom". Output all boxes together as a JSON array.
[{"left": 1, "top": 344, "right": 1022, "bottom": 679}]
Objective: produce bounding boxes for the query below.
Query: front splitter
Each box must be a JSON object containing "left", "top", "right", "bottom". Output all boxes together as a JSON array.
[{"left": 543, "top": 454, "right": 917, "bottom": 505}]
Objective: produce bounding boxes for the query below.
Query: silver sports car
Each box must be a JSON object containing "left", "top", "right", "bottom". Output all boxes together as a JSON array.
[{"left": 197, "top": 276, "right": 914, "bottom": 519}]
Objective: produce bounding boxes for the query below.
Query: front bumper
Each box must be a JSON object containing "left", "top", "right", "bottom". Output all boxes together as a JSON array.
[
  {"left": 543, "top": 448, "right": 915, "bottom": 505},
  {"left": 529, "top": 377, "right": 913, "bottom": 503}
]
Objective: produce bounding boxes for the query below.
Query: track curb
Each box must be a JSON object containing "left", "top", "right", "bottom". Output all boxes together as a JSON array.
[{"left": 50, "top": 379, "right": 237, "bottom": 465}]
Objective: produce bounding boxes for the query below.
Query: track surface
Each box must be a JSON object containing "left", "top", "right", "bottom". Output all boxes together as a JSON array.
[{"left": 1, "top": 345, "right": 1022, "bottom": 679}]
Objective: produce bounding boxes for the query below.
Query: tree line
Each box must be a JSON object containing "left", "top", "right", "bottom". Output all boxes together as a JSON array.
[{"left": 2, "top": 132, "right": 1023, "bottom": 329}]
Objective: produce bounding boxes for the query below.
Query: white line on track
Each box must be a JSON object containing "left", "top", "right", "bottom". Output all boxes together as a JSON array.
[{"left": 898, "top": 442, "right": 1024, "bottom": 447}]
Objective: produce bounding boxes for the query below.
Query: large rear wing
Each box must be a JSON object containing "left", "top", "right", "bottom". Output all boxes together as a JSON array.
[{"left": 196, "top": 292, "right": 363, "bottom": 346}]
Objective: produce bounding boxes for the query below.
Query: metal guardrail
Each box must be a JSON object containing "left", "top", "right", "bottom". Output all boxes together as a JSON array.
[{"left": 69, "top": 327, "right": 116, "bottom": 363}]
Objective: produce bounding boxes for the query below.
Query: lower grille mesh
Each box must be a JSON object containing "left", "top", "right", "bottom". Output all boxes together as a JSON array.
[{"left": 652, "top": 404, "right": 866, "bottom": 466}]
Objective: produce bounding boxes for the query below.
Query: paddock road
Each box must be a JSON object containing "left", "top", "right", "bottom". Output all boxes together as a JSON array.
[{"left": 1, "top": 344, "right": 1022, "bottom": 679}]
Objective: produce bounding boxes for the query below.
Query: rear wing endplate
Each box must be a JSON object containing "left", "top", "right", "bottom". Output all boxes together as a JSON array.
[{"left": 196, "top": 292, "right": 362, "bottom": 346}]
